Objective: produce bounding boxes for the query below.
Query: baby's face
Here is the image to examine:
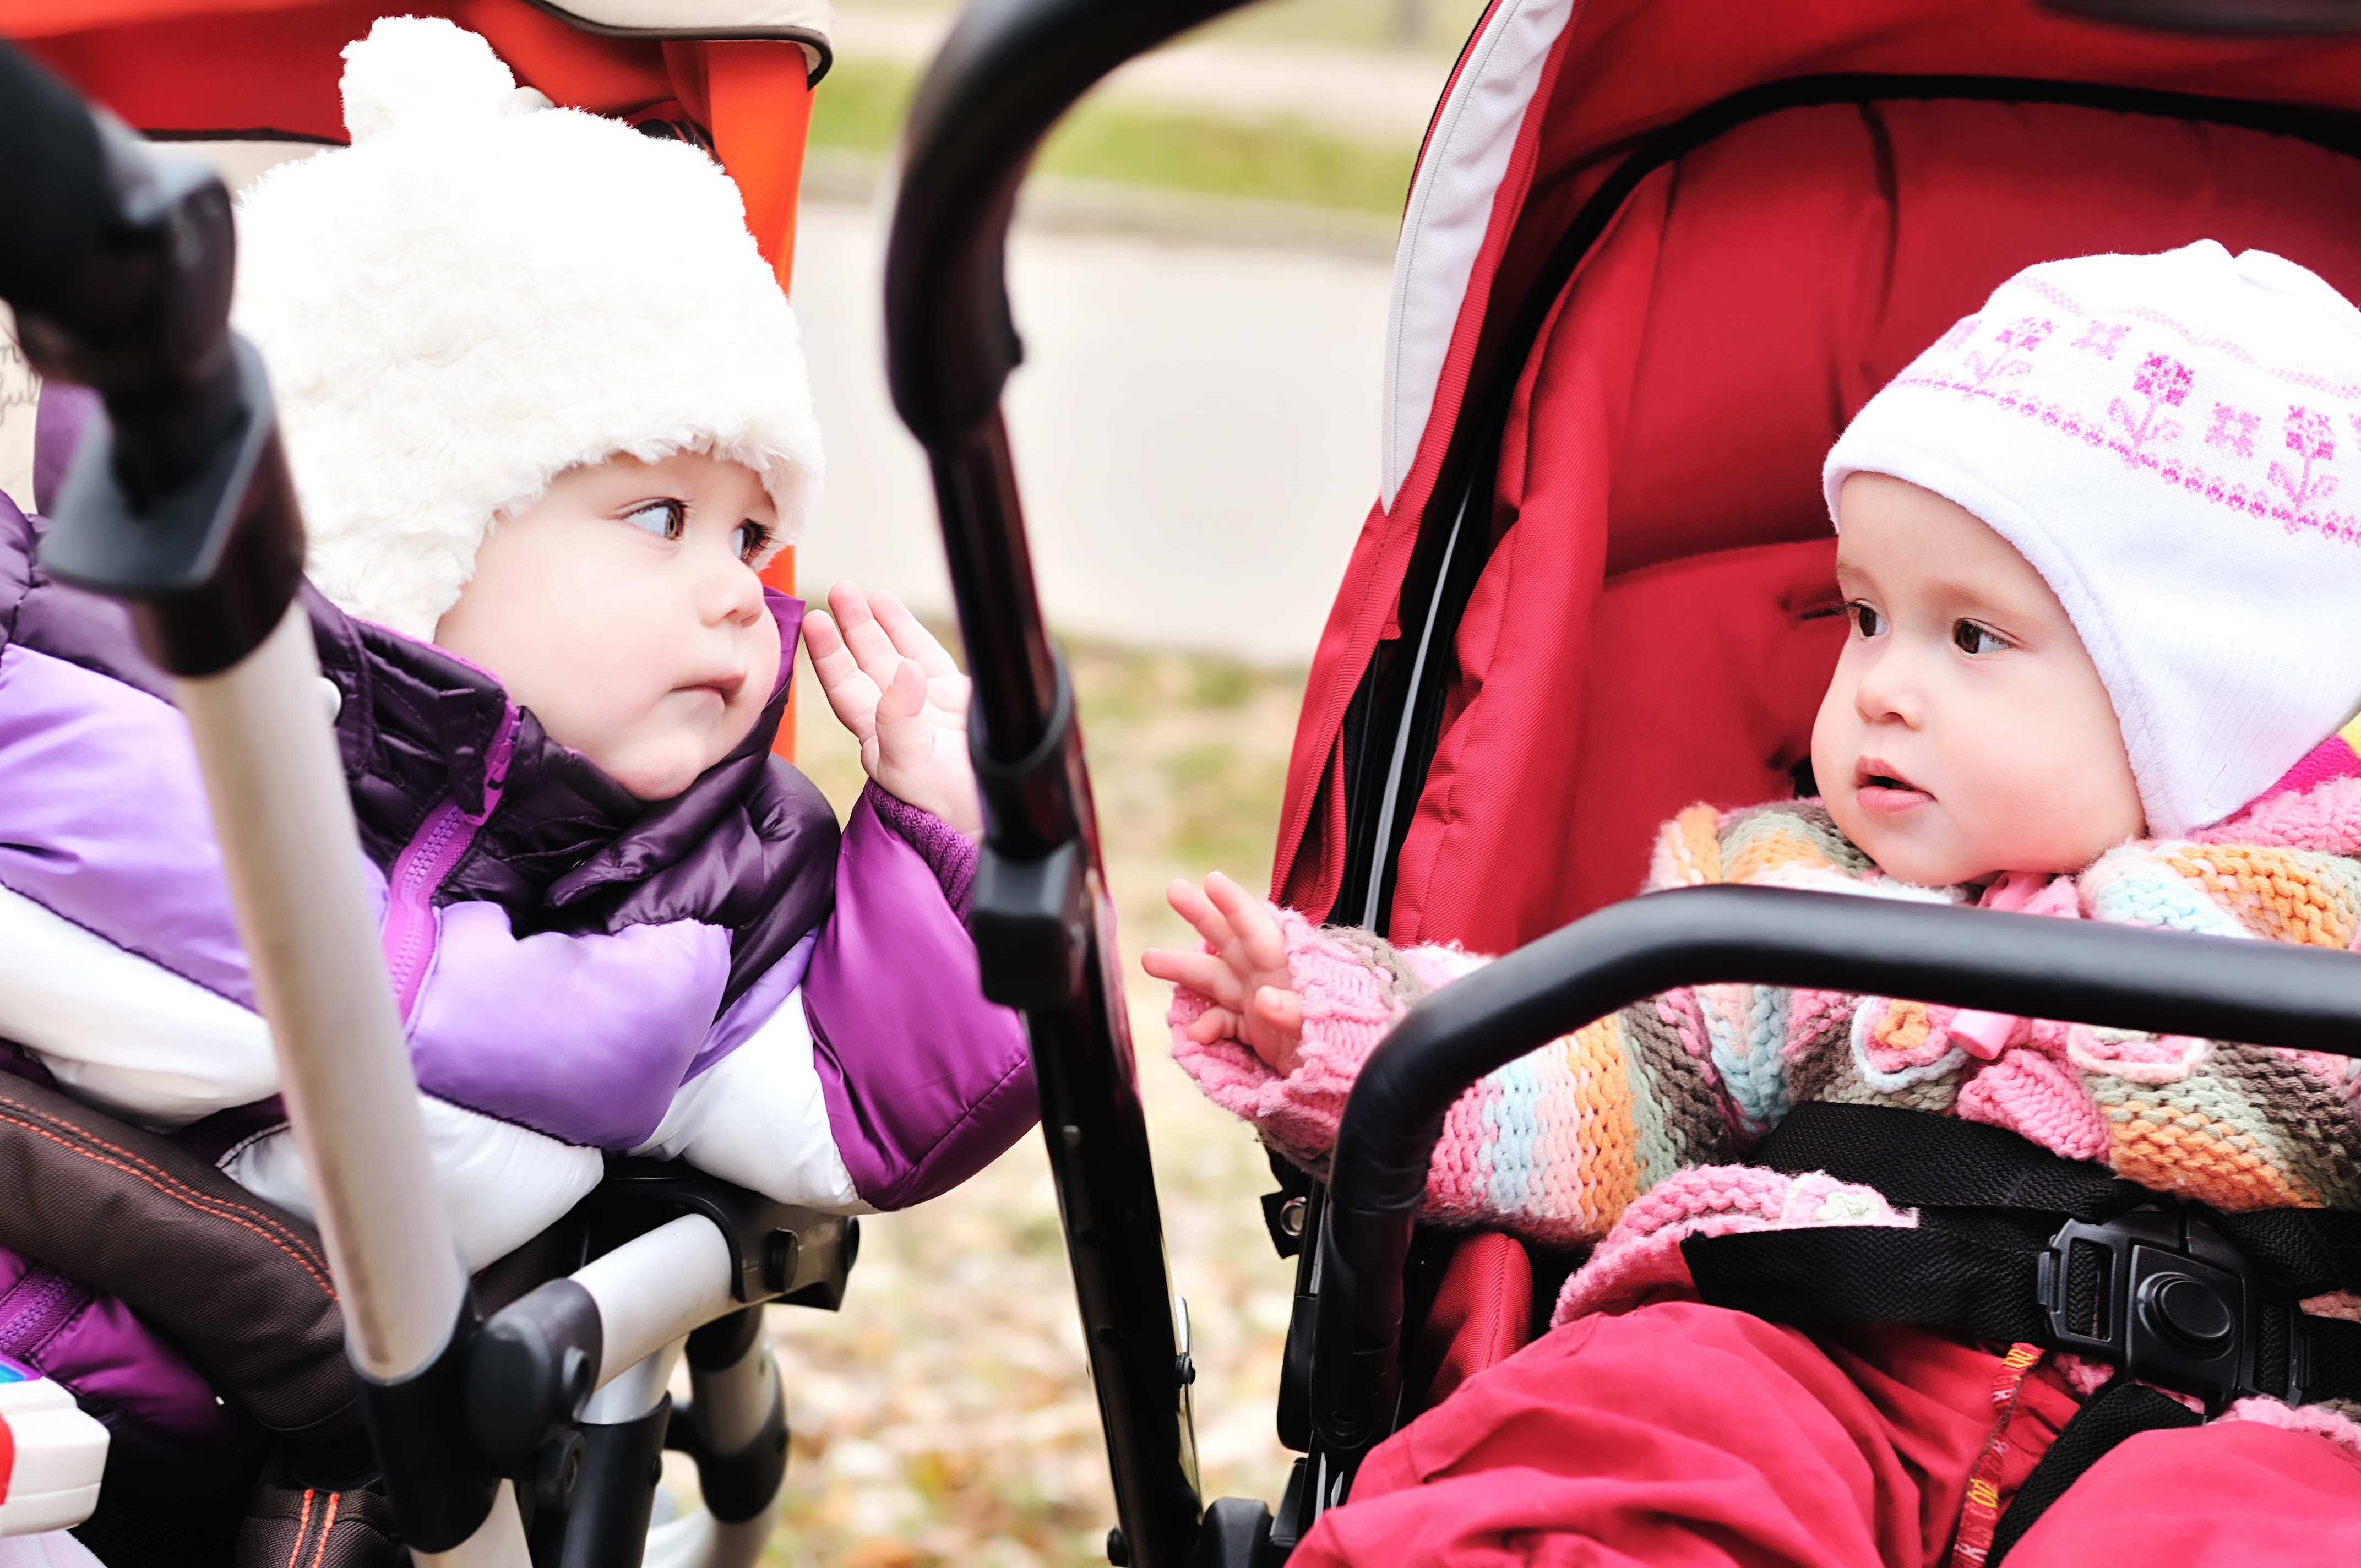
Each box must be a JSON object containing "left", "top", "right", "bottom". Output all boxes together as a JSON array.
[
  {"left": 434, "top": 450, "right": 782, "bottom": 801},
  {"left": 1810, "top": 474, "right": 2144, "bottom": 887}
]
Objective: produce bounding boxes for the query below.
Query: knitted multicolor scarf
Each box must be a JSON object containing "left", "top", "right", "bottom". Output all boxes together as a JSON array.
[{"left": 1169, "top": 725, "right": 2361, "bottom": 1254}]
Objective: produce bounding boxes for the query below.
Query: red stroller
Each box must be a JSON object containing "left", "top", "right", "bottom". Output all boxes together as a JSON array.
[{"left": 880, "top": 0, "right": 2361, "bottom": 1563}]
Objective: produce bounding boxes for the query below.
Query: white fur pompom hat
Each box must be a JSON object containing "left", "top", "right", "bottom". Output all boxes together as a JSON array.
[{"left": 232, "top": 15, "right": 823, "bottom": 641}]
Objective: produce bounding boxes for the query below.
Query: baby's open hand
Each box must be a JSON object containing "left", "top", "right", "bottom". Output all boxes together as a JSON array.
[
  {"left": 1141, "top": 872, "right": 1304, "bottom": 1075},
  {"left": 805, "top": 584, "right": 981, "bottom": 837}
]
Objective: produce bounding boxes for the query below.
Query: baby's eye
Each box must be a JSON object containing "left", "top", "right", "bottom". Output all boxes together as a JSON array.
[
  {"left": 1849, "top": 602, "right": 1884, "bottom": 639},
  {"left": 1952, "top": 619, "right": 2008, "bottom": 656},
  {"left": 623, "top": 499, "right": 687, "bottom": 541},
  {"left": 731, "top": 520, "right": 773, "bottom": 564}
]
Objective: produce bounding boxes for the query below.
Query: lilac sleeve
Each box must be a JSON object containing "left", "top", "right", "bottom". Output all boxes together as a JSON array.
[
  {"left": 0, "top": 643, "right": 258, "bottom": 1004},
  {"left": 802, "top": 792, "right": 1033, "bottom": 1211},
  {"left": 861, "top": 782, "right": 978, "bottom": 918},
  {"left": 406, "top": 905, "right": 733, "bottom": 1150}
]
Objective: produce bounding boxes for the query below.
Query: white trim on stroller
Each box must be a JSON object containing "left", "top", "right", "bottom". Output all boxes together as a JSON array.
[{"left": 1382, "top": 0, "right": 1580, "bottom": 510}]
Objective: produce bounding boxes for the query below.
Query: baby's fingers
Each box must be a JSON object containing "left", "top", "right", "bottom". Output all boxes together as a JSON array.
[
  {"left": 828, "top": 582, "right": 912, "bottom": 685},
  {"left": 1164, "top": 878, "right": 1239, "bottom": 952},
  {"left": 1141, "top": 945, "right": 1244, "bottom": 1004},
  {"left": 802, "top": 611, "right": 881, "bottom": 738},
  {"left": 1254, "top": 985, "right": 1303, "bottom": 1040},
  {"left": 1185, "top": 1006, "right": 1245, "bottom": 1046},
  {"left": 871, "top": 590, "right": 962, "bottom": 680},
  {"left": 1204, "top": 871, "right": 1287, "bottom": 976}
]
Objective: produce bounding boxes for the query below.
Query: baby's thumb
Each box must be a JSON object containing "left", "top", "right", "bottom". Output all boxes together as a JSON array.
[{"left": 877, "top": 658, "right": 927, "bottom": 722}]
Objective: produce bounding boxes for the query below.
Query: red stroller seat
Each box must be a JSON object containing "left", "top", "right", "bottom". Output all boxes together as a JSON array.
[{"left": 1253, "top": 6, "right": 2361, "bottom": 1435}]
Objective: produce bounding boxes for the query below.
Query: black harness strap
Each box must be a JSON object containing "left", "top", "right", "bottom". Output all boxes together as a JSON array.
[
  {"left": 1753, "top": 1102, "right": 2361, "bottom": 1297},
  {"left": 1674, "top": 1104, "right": 2361, "bottom": 1559},
  {"left": 1751, "top": 1101, "right": 2141, "bottom": 1222},
  {"left": 1984, "top": 1376, "right": 2201, "bottom": 1566}
]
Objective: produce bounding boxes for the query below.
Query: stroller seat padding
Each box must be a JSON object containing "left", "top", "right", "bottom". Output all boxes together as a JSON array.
[
  {"left": 1385, "top": 94, "right": 2361, "bottom": 950},
  {"left": 0, "top": 1066, "right": 356, "bottom": 1448}
]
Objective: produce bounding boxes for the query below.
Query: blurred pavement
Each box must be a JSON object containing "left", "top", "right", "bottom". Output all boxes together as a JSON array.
[
  {"left": 791, "top": 197, "right": 1389, "bottom": 665},
  {"left": 830, "top": 6, "right": 1450, "bottom": 142}
]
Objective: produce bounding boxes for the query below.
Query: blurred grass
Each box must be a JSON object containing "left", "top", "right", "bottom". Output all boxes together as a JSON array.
[
  {"left": 837, "top": 0, "right": 1492, "bottom": 56},
  {"left": 744, "top": 634, "right": 1308, "bottom": 1567},
  {"left": 810, "top": 58, "right": 1421, "bottom": 215}
]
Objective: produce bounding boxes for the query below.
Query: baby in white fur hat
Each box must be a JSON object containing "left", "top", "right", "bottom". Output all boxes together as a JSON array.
[
  {"left": 0, "top": 13, "right": 1020, "bottom": 1299},
  {"left": 1141, "top": 242, "right": 2361, "bottom": 1559}
]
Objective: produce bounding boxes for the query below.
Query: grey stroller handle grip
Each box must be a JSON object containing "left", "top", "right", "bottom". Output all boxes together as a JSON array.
[
  {"left": 1312, "top": 885, "right": 2361, "bottom": 1482},
  {"left": 0, "top": 42, "right": 527, "bottom": 1564}
]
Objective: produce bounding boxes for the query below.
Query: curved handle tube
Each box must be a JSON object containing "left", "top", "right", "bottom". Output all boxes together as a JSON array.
[
  {"left": 1314, "top": 885, "right": 2361, "bottom": 1467},
  {"left": 882, "top": 3, "right": 1285, "bottom": 1562}
]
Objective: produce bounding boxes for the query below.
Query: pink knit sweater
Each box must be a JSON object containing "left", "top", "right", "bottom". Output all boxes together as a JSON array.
[{"left": 1168, "top": 777, "right": 2361, "bottom": 1438}]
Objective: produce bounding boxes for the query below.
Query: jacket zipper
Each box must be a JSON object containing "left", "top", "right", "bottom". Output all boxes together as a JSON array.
[
  {"left": 381, "top": 709, "right": 518, "bottom": 1023},
  {"left": 0, "top": 1266, "right": 94, "bottom": 1367}
]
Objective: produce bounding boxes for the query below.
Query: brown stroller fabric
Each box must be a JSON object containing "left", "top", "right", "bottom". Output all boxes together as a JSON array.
[
  {"left": 0, "top": 1068, "right": 357, "bottom": 1447},
  {"left": 0, "top": 1061, "right": 367, "bottom": 1563}
]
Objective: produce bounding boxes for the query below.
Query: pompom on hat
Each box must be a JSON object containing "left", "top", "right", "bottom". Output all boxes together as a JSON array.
[
  {"left": 231, "top": 15, "right": 822, "bottom": 641},
  {"left": 1826, "top": 241, "right": 2361, "bottom": 837}
]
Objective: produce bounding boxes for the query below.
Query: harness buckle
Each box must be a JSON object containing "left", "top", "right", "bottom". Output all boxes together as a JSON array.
[{"left": 2038, "top": 1202, "right": 2306, "bottom": 1414}]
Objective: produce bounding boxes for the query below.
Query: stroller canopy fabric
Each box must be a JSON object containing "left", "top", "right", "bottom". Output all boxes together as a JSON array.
[
  {"left": 0, "top": 0, "right": 828, "bottom": 291},
  {"left": 1279, "top": 0, "right": 2361, "bottom": 953}
]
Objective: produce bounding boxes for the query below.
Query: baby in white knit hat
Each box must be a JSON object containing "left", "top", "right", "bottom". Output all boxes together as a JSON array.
[
  {"left": 1138, "top": 242, "right": 2361, "bottom": 1560},
  {"left": 1155, "top": 238, "right": 2361, "bottom": 1063}
]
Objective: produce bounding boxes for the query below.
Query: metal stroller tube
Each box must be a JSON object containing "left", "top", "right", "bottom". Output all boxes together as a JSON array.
[
  {"left": 0, "top": 41, "right": 527, "bottom": 1565},
  {"left": 1310, "top": 883, "right": 2361, "bottom": 1498},
  {"left": 883, "top": 0, "right": 1286, "bottom": 1562}
]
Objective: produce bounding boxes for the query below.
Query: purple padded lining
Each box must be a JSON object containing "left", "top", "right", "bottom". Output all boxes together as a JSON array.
[{"left": 0, "top": 1245, "right": 248, "bottom": 1447}]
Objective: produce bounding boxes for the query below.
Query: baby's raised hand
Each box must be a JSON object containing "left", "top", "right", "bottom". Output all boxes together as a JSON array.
[
  {"left": 805, "top": 584, "right": 981, "bottom": 836},
  {"left": 1141, "top": 872, "right": 1304, "bottom": 1075}
]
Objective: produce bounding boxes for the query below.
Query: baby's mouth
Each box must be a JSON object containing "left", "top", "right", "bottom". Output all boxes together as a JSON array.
[
  {"left": 678, "top": 673, "right": 745, "bottom": 707},
  {"left": 1854, "top": 759, "right": 1933, "bottom": 812}
]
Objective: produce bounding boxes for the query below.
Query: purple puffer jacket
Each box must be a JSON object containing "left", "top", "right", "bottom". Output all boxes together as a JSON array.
[{"left": 0, "top": 386, "right": 1035, "bottom": 1471}]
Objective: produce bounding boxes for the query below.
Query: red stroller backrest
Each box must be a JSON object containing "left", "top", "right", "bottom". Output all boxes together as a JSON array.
[{"left": 1329, "top": 91, "right": 2361, "bottom": 955}]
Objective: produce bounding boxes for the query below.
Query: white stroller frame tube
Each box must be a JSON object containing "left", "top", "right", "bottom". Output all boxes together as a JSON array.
[
  {"left": 177, "top": 606, "right": 466, "bottom": 1381},
  {"left": 0, "top": 60, "right": 534, "bottom": 1547},
  {"left": 178, "top": 608, "right": 531, "bottom": 1568}
]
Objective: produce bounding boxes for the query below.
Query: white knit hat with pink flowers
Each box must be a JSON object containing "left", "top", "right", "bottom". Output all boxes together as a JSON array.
[{"left": 1825, "top": 240, "right": 2361, "bottom": 837}]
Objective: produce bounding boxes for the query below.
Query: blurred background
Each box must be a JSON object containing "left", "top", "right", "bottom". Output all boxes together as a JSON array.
[
  {"left": 773, "top": 0, "right": 1481, "bottom": 1556},
  {"left": 773, "top": 1, "right": 1482, "bottom": 1561},
  {"left": 182, "top": 0, "right": 1485, "bottom": 1555}
]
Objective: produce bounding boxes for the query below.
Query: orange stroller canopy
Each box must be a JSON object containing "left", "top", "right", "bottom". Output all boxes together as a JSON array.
[{"left": 0, "top": 0, "right": 822, "bottom": 297}]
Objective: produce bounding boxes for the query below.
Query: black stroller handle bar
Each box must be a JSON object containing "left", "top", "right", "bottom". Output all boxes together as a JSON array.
[
  {"left": 0, "top": 45, "right": 244, "bottom": 527},
  {"left": 1313, "top": 883, "right": 2361, "bottom": 1471},
  {"left": 884, "top": 0, "right": 1269, "bottom": 1562}
]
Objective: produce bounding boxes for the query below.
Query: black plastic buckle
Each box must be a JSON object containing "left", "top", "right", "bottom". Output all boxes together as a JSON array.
[{"left": 2038, "top": 1201, "right": 2306, "bottom": 1413}]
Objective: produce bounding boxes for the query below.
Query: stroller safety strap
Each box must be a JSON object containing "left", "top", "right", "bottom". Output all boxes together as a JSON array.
[{"left": 1682, "top": 1103, "right": 2361, "bottom": 1563}]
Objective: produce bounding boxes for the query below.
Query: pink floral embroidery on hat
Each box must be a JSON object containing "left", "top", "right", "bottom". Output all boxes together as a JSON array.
[
  {"left": 2112, "top": 353, "right": 2191, "bottom": 452},
  {"left": 2207, "top": 403, "right": 2260, "bottom": 459},
  {"left": 1962, "top": 316, "right": 2054, "bottom": 385},
  {"left": 2072, "top": 320, "right": 2132, "bottom": 358},
  {"left": 2271, "top": 405, "right": 2341, "bottom": 523}
]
